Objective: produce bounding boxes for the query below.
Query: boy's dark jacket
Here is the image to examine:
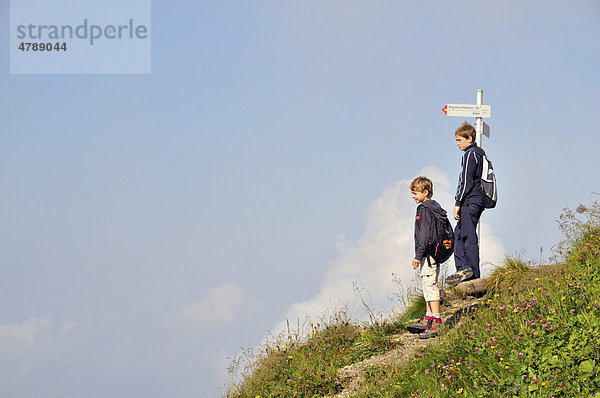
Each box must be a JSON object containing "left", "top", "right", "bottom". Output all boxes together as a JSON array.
[
  {"left": 414, "top": 199, "right": 448, "bottom": 261},
  {"left": 455, "top": 143, "right": 485, "bottom": 206}
]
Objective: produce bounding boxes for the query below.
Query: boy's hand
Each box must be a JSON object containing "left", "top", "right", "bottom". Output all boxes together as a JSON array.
[
  {"left": 453, "top": 206, "right": 461, "bottom": 220},
  {"left": 412, "top": 258, "right": 420, "bottom": 269}
]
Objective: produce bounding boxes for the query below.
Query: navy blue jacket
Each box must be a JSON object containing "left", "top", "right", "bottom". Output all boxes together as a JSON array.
[
  {"left": 414, "top": 199, "right": 447, "bottom": 261},
  {"left": 455, "top": 143, "right": 485, "bottom": 207}
]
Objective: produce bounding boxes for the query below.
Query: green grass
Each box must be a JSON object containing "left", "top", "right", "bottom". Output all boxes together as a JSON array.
[
  {"left": 226, "top": 315, "right": 405, "bottom": 397},
  {"left": 226, "top": 201, "right": 600, "bottom": 397},
  {"left": 397, "top": 294, "right": 427, "bottom": 323}
]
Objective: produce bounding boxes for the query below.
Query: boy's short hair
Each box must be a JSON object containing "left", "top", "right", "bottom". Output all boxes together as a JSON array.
[
  {"left": 410, "top": 176, "right": 433, "bottom": 198},
  {"left": 455, "top": 122, "right": 476, "bottom": 142}
]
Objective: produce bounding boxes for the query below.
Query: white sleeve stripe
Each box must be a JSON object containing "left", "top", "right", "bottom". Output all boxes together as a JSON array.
[{"left": 457, "top": 151, "right": 472, "bottom": 201}]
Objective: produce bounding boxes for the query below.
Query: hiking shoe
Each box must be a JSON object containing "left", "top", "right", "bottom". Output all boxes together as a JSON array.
[
  {"left": 419, "top": 318, "right": 443, "bottom": 339},
  {"left": 406, "top": 316, "right": 433, "bottom": 334},
  {"left": 445, "top": 269, "right": 474, "bottom": 287}
]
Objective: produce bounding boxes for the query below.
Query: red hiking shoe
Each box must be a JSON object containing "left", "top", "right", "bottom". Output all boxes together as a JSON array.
[
  {"left": 419, "top": 318, "right": 443, "bottom": 339},
  {"left": 406, "top": 316, "right": 433, "bottom": 334}
]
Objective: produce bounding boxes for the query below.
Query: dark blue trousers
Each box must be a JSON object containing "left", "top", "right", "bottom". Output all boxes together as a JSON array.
[{"left": 454, "top": 203, "right": 484, "bottom": 279}]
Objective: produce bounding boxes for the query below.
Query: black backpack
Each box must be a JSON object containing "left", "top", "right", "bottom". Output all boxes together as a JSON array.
[
  {"left": 480, "top": 154, "right": 497, "bottom": 209},
  {"left": 425, "top": 208, "right": 454, "bottom": 264}
]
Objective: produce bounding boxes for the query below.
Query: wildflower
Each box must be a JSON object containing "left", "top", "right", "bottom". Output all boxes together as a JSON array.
[
  {"left": 457, "top": 387, "right": 463, "bottom": 394},
  {"left": 424, "top": 369, "right": 430, "bottom": 376},
  {"left": 535, "top": 278, "right": 539, "bottom": 282},
  {"left": 570, "top": 309, "right": 576, "bottom": 313},
  {"left": 505, "top": 365, "right": 509, "bottom": 369},
  {"left": 287, "top": 355, "right": 293, "bottom": 360}
]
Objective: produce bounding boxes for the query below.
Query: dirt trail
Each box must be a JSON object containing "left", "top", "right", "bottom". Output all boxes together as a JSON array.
[
  {"left": 325, "top": 289, "right": 484, "bottom": 398},
  {"left": 325, "top": 332, "right": 423, "bottom": 398}
]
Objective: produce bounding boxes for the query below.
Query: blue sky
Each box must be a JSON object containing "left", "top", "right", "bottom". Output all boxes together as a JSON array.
[{"left": 2, "top": 1, "right": 600, "bottom": 397}]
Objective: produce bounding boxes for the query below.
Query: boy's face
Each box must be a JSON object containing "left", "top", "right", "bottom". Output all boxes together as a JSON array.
[
  {"left": 411, "top": 189, "right": 429, "bottom": 204},
  {"left": 455, "top": 134, "right": 473, "bottom": 151}
]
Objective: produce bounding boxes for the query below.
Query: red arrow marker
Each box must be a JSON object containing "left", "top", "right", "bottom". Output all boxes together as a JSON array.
[{"left": 442, "top": 105, "right": 447, "bottom": 115}]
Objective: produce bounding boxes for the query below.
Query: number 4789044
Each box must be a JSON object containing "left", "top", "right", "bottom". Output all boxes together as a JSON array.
[{"left": 18, "top": 42, "right": 67, "bottom": 51}]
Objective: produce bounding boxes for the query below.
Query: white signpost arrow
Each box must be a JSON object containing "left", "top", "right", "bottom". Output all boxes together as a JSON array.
[{"left": 442, "top": 104, "right": 491, "bottom": 118}]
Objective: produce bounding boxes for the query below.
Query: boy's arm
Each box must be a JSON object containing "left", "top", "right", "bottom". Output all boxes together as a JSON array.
[
  {"left": 455, "top": 150, "right": 478, "bottom": 206},
  {"left": 414, "top": 206, "right": 429, "bottom": 261}
]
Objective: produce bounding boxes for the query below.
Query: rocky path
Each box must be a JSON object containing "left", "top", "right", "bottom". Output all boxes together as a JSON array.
[
  {"left": 325, "top": 282, "right": 486, "bottom": 398},
  {"left": 326, "top": 332, "right": 424, "bottom": 398}
]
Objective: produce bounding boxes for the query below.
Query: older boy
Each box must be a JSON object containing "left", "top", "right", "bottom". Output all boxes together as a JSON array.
[
  {"left": 407, "top": 176, "right": 449, "bottom": 339},
  {"left": 446, "top": 122, "right": 486, "bottom": 287}
]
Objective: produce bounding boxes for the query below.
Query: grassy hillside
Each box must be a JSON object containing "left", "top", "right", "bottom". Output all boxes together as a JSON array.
[{"left": 226, "top": 201, "right": 600, "bottom": 397}]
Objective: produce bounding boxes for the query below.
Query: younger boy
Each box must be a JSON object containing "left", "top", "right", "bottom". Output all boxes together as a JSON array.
[
  {"left": 446, "top": 122, "right": 487, "bottom": 286},
  {"left": 407, "top": 176, "right": 448, "bottom": 339}
]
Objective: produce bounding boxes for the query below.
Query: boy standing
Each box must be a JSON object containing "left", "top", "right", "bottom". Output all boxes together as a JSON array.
[
  {"left": 407, "top": 176, "right": 448, "bottom": 339},
  {"left": 446, "top": 122, "right": 486, "bottom": 286}
]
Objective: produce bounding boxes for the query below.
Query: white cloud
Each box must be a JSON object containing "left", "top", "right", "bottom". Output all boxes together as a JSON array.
[
  {"left": 164, "top": 283, "right": 261, "bottom": 332},
  {"left": 0, "top": 316, "right": 53, "bottom": 358},
  {"left": 0, "top": 315, "right": 75, "bottom": 375},
  {"left": 271, "top": 167, "right": 506, "bottom": 338},
  {"left": 142, "top": 283, "right": 264, "bottom": 392}
]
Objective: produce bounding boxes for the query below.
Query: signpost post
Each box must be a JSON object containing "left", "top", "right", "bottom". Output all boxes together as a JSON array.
[
  {"left": 475, "top": 89, "right": 484, "bottom": 147},
  {"left": 442, "top": 89, "right": 492, "bottom": 238}
]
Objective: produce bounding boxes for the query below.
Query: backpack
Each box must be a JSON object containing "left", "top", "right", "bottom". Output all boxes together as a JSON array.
[
  {"left": 480, "top": 155, "right": 497, "bottom": 209},
  {"left": 425, "top": 208, "right": 454, "bottom": 264}
]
